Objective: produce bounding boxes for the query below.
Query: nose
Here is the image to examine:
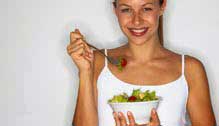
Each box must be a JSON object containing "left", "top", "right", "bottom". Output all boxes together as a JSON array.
[{"left": 132, "top": 12, "right": 143, "bottom": 26}]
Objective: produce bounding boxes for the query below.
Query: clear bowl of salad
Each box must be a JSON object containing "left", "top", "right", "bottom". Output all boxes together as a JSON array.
[{"left": 108, "top": 89, "right": 161, "bottom": 124}]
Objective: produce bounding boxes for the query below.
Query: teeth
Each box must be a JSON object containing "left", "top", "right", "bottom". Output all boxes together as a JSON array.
[{"left": 130, "top": 28, "right": 146, "bottom": 33}]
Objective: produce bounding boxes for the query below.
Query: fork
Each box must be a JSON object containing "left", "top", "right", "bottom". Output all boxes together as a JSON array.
[{"left": 86, "top": 42, "right": 119, "bottom": 65}]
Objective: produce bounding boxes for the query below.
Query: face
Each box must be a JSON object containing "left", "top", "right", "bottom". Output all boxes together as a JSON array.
[{"left": 114, "top": 0, "right": 166, "bottom": 45}]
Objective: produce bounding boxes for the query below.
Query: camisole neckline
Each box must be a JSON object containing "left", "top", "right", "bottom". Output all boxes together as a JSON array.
[
  {"left": 104, "top": 66, "right": 185, "bottom": 87},
  {"left": 103, "top": 49, "right": 186, "bottom": 87}
]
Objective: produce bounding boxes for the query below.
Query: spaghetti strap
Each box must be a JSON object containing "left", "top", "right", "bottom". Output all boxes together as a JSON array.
[
  {"left": 104, "top": 49, "right": 108, "bottom": 67},
  {"left": 182, "top": 54, "right": 185, "bottom": 75}
]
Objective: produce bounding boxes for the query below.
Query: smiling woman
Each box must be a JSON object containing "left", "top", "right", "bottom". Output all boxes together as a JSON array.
[
  {"left": 67, "top": 0, "right": 216, "bottom": 126},
  {"left": 113, "top": 0, "right": 164, "bottom": 45}
]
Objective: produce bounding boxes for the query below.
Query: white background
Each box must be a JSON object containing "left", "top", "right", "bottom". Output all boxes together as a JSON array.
[{"left": 1, "top": 0, "right": 218, "bottom": 125}]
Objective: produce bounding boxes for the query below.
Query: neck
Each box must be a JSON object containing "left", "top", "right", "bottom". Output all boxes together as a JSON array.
[{"left": 125, "top": 36, "right": 163, "bottom": 63}]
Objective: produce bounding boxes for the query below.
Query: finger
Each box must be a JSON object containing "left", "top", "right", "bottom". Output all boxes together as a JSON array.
[
  {"left": 74, "top": 39, "right": 92, "bottom": 56},
  {"left": 150, "top": 109, "right": 160, "bottom": 125},
  {"left": 75, "top": 29, "right": 84, "bottom": 37},
  {"left": 86, "top": 49, "right": 94, "bottom": 60},
  {"left": 113, "top": 112, "right": 120, "bottom": 126},
  {"left": 70, "top": 31, "right": 83, "bottom": 43},
  {"left": 73, "top": 29, "right": 91, "bottom": 53},
  {"left": 75, "top": 29, "right": 89, "bottom": 49},
  {"left": 67, "top": 42, "right": 84, "bottom": 52},
  {"left": 83, "top": 50, "right": 94, "bottom": 62},
  {"left": 118, "top": 112, "right": 127, "bottom": 126},
  {"left": 75, "top": 29, "right": 86, "bottom": 40},
  {"left": 68, "top": 39, "right": 85, "bottom": 50},
  {"left": 84, "top": 54, "right": 92, "bottom": 63},
  {"left": 83, "top": 42, "right": 92, "bottom": 53},
  {"left": 67, "top": 44, "right": 84, "bottom": 55},
  {"left": 75, "top": 29, "right": 87, "bottom": 42},
  {"left": 69, "top": 38, "right": 92, "bottom": 57},
  {"left": 69, "top": 45, "right": 85, "bottom": 57},
  {"left": 127, "top": 111, "right": 136, "bottom": 126}
]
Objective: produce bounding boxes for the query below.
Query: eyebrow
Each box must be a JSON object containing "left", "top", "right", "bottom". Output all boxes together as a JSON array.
[
  {"left": 119, "top": 3, "right": 154, "bottom": 7},
  {"left": 142, "top": 3, "right": 154, "bottom": 6}
]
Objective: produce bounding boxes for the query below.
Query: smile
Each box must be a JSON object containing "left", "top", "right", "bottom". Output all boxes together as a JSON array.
[{"left": 128, "top": 27, "right": 148, "bottom": 37}]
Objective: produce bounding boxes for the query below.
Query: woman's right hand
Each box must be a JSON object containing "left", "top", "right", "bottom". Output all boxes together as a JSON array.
[
  {"left": 113, "top": 109, "right": 160, "bottom": 126},
  {"left": 67, "top": 29, "right": 94, "bottom": 72}
]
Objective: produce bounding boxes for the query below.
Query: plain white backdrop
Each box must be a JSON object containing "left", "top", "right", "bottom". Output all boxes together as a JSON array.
[{"left": 1, "top": 0, "right": 218, "bottom": 125}]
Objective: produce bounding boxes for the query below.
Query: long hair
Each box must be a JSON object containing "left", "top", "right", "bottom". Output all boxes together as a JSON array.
[
  {"left": 113, "top": 0, "right": 164, "bottom": 46},
  {"left": 158, "top": 16, "right": 164, "bottom": 46}
]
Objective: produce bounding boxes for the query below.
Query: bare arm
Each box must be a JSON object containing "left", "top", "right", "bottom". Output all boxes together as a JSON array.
[
  {"left": 73, "top": 71, "right": 98, "bottom": 126},
  {"left": 72, "top": 50, "right": 104, "bottom": 126},
  {"left": 67, "top": 29, "right": 99, "bottom": 126},
  {"left": 185, "top": 56, "right": 216, "bottom": 126}
]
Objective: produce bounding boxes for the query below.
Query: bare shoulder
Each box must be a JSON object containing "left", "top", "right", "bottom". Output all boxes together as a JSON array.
[
  {"left": 164, "top": 49, "right": 205, "bottom": 71},
  {"left": 93, "top": 49, "right": 105, "bottom": 77},
  {"left": 185, "top": 55, "right": 205, "bottom": 71},
  {"left": 185, "top": 55, "right": 206, "bottom": 76},
  {"left": 184, "top": 55, "right": 208, "bottom": 87}
]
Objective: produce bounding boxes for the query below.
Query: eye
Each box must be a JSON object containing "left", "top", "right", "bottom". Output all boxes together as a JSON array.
[
  {"left": 143, "top": 8, "right": 152, "bottom": 12},
  {"left": 121, "top": 8, "right": 131, "bottom": 13}
]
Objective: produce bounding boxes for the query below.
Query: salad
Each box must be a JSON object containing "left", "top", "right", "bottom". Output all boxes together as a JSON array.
[
  {"left": 117, "top": 56, "right": 127, "bottom": 71},
  {"left": 108, "top": 89, "right": 158, "bottom": 103}
]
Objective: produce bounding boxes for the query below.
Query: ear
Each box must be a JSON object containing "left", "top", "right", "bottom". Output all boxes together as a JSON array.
[{"left": 159, "top": 0, "right": 167, "bottom": 16}]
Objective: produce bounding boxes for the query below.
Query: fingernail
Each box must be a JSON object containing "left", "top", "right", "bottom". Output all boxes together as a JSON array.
[
  {"left": 152, "top": 109, "right": 156, "bottom": 114},
  {"left": 118, "top": 112, "right": 122, "bottom": 117},
  {"left": 127, "top": 111, "right": 131, "bottom": 116},
  {"left": 113, "top": 112, "right": 116, "bottom": 118}
]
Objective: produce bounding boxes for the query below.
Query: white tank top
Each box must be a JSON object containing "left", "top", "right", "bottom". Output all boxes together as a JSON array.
[{"left": 97, "top": 49, "right": 190, "bottom": 126}]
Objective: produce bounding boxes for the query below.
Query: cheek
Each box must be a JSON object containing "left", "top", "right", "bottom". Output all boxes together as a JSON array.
[
  {"left": 117, "top": 14, "right": 131, "bottom": 26},
  {"left": 142, "top": 12, "right": 160, "bottom": 27}
]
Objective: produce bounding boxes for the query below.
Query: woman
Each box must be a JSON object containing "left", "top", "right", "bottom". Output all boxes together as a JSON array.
[{"left": 67, "top": 0, "right": 216, "bottom": 125}]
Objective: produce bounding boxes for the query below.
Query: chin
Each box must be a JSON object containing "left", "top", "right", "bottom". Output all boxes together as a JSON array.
[
  {"left": 128, "top": 38, "right": 148, "bottom": 46},
  {"left": 126, "top": 33, "right": 151, "bottom": 45}
]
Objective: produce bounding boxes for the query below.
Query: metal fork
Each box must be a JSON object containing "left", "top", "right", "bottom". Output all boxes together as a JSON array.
[{"left": 86, "top": 43, "right": 119, "bottom": 65}]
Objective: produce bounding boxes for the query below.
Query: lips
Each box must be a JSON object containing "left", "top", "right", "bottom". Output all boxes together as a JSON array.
[{"left": 128, "top": 27, "right": 148, "bottom": 37}]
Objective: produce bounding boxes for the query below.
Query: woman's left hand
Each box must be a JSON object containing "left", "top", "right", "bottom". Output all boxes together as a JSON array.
[{"left": 113, "top": 108, "right": 160, "bottom": 126}]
